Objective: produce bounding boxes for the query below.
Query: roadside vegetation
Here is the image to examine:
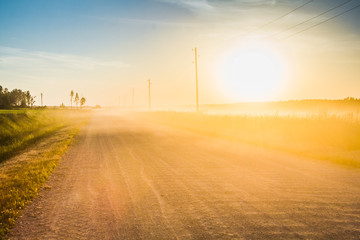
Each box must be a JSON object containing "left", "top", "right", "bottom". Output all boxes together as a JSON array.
[
  {"left": 144, "top": 110, "right": 360, "bottom": 168},
  {"left": 0, "top": 109, "right": 90, "bottom": 238},
  {"left": 0, "top": 85, "right": 36, "bottom": 109},
  {"left": 0, "top": 110, "right": 63, "bottom": 161}
]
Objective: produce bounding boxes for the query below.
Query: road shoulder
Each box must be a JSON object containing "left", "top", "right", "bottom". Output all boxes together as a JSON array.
[{"left": 0, "top": 122, "right": 84, "bottom": 239}]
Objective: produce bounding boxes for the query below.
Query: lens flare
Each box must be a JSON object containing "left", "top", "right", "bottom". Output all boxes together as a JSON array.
[{"left": 219, "top": 43, "right": 287, "bottom": 102}]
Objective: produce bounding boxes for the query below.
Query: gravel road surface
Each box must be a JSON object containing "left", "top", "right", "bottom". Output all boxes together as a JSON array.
[{"left": 9, "top": 112, "right": 360, "bottom": 239}]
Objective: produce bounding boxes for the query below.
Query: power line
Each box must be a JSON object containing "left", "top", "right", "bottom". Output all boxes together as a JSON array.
[
  {"left": 245, "top": 0, "right": 314, "bottom": 36},
  {"left": 281, "top": 2, "right": 360, "bottom": 40},
  {"left": 266, "top": 0, "right": 353, "bottom": 40}
]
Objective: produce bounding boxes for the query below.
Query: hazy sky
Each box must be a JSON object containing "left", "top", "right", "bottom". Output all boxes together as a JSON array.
[{"left": 1, "top": 0, "right": 359, "bottom": 107}]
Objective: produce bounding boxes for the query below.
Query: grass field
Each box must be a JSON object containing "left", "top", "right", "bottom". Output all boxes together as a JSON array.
[
  {"left": 0, "top": 109, "right": 90, "bottom": 162},
  {"left": 144, "top": 112, "right": 360, "bottom": 168},
  {"left": 0, "top": 109, "right": 90, "bottom": 238},
  {"left": 0, "top": 110, "right": 61, "bottom": 162}
]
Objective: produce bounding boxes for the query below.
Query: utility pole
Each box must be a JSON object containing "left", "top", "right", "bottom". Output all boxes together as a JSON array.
[
  {"left": 41, "top": 93, "right": 43, "bottom": 107},
  {"left": 194, "top": 47, "right": 199, "bottom": 113},
  {"left": 148, "top": 79, "right": 151, "bottom": 112}
]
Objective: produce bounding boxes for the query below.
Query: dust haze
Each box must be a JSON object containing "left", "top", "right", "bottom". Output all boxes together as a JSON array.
[{"left": 8, "top": 107, "right": 360, "bottom": 239}]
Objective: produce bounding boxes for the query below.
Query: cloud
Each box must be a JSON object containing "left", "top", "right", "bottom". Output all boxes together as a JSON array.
[
  {"left": 89, "top": 15, "right": 199, "bottom": 28},
  {"left": 155, "top": 0, "right": 291, "bottom": 13},
  {"left": 88, "top": 0, "right": 312, "bottom": 33},
  {"left": 0, "top": 46, "right": 130, "bottom": 70},
  {"left": 156, "top": 0, "right": 279, "bottom": 12},
  {"left": 209, "top": 0, "right": 278, "bottom": 7},
  {"left": 151, "top": 0, "right": 305, "bottom": 27},
  {"left": 156, "top": 0, "right": 214, "bottom": 13}
]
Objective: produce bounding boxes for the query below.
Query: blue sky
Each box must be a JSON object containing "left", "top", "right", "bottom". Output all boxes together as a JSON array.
[{"left": 1, "top": 0, "right": 360, "bottom": 106}]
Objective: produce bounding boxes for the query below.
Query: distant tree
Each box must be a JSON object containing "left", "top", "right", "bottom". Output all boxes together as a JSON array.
[
  {"left": 80, "top": 97, "right": 86, "bottom": 108},
  {"left": 20, "top": 99, "right": 27, "bottom": 107},
  {"left": 74, "top": 92, "right": 79, "bottom": 108},
  {"left": 9, "top": 89, "right": 23, "bottom": 107},
  {"left": 0, "top": 87, "right": 32, "bottom": 108},
  {"left": 0, "top": 87, "right": 10, "bottom": 108},
  {"left": 26, "top": 91, "right": 31, "bottom": 106},
  {"left": 70, "top": 90, "right": 74, "bottom": 109},
  {"left": 30, "top": 96, "right": 36, "bottom": 108}
]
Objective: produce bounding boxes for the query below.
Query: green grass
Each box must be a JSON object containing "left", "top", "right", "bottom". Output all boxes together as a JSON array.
[
  {"left": 144, "top": 112, "right": 360, "bottom": 168},
  {"left": 0, "top": 110, "right": 90, "bottom": 239},
  {"left": 0, "top": 110, "right": 28, "bottom": 114},
  {"left": 0, "top": 110, "right": 76, "bottom": 162}
]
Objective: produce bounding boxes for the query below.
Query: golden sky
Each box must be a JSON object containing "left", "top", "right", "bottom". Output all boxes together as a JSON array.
[{"left": 1, "top": 0, "right": 359, "bottom": 107}]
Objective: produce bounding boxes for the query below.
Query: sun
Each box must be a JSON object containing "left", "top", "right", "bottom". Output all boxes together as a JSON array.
[{"left": 219, "top": 42, "right": 287, "bottom": 102}]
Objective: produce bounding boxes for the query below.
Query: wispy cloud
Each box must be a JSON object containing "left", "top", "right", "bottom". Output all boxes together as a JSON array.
[
  {"left": 0, "top": 46, "right": 130, "bottom": 70},
  {"left": 151, "top": 0, "right": 310, "bottom": 27},
  {"left": 156, "top": 0, "right": 214, "bottom": 13},
  {"left": 88, "top": 0, "right": 315, "bottom": 33},
  {"left": 89, "top": 15, "right": 199, "bottom": 28},
  {"left": 155, "top": 0, "right": 292, "bottom": 13}
]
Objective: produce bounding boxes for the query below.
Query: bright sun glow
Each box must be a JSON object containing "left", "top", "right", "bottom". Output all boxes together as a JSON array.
[{"left": 219, "top": 43, "right": 287, "bottom": 102}]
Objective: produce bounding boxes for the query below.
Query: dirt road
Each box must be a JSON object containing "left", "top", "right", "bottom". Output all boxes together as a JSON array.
[{"left": 9, "top": 112, "right": 360, "bottom": 239}]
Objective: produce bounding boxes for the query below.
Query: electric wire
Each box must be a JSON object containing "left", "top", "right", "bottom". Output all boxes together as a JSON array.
[
  {"left": 266, "top": 0, "right": 353, "bottom": 40},
  {"left": 280, "top": 2, "right": 360, "bottom": 40},
  {"left": 244, "top": 0, "right": 314, "bottom": 36}
]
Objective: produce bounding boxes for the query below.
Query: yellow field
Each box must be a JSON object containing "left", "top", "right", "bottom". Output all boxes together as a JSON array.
[{"left": 143, "top": 111, "right": 360, "bottom": 168}]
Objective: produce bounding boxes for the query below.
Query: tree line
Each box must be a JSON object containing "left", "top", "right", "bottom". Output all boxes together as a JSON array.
[
  {"left": 0, "top": 85, "right": 35, "bottom": 109},
  {"left": 69, "top": 90, "right": 86, "bottom": 108},
  {"left": 0, "top": 85, "right": 88, "bottom": 109}
]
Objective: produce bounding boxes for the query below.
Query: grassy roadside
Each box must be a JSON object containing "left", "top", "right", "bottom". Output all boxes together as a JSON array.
[
  {"left": 0, "top": 110, "right": 90, "bottom": 239},
  {"left": 0, "top": 110, "right": 66, "bottom": 162},
  {"left": 142, "top": 112, "right": 360, "bottom": 168}
]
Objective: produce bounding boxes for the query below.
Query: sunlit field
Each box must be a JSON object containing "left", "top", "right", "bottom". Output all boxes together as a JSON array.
[
  {"left": 143, "top": 109, "right": 360, "bottom": 168},
  {"left": 201, "top": 99, "right": 360, "bottom": 117},
  {"left": 141, "top": 99, "right": 360, "bottom": 169}
]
